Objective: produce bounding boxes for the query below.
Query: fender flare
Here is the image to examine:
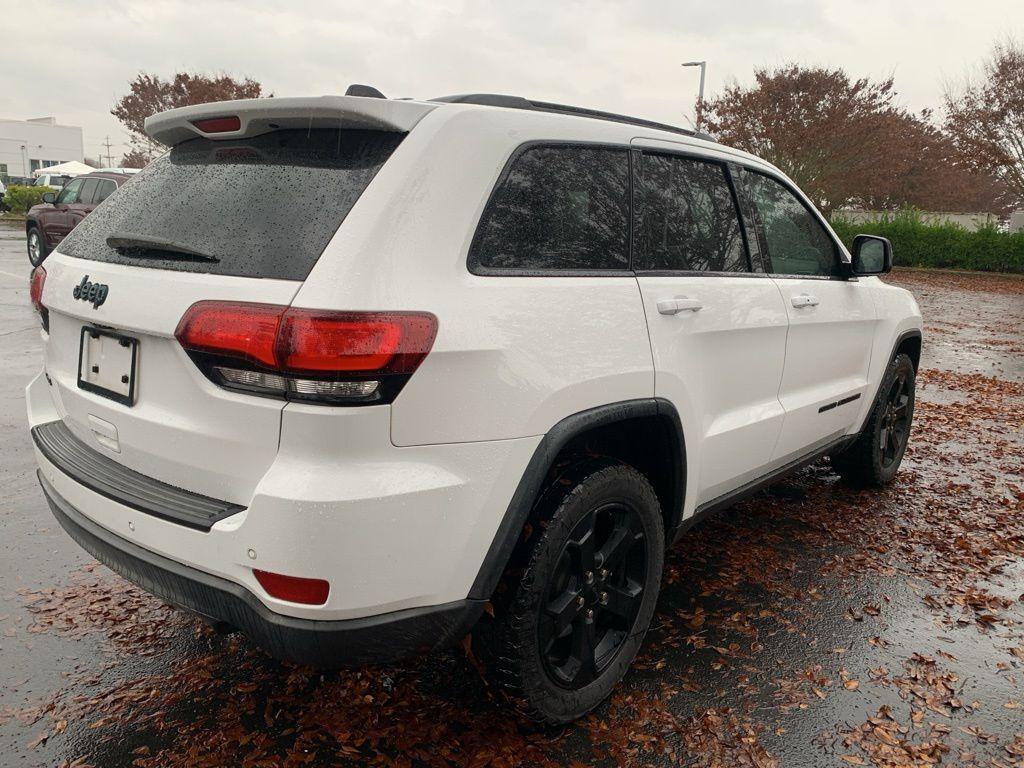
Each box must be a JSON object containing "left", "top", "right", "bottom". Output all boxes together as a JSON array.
[
  {"left": 855, "top": 328, "right": 923, "bottom": 434},
  {"left": 467, "top": 397, "right": 685, "bottom": 600}
]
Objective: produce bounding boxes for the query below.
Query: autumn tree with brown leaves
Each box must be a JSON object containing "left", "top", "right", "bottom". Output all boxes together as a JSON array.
[
  {"left": 112, "top": 72, "right": 266, "bottom": 165},
  {"left": 702, "top": 65, "right": 1010, "bottom": 216},
  {"left": 944, "top": 39, "right": 1024, "bottom": 208}
]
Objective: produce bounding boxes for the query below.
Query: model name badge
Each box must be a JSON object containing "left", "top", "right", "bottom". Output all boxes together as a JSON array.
[{"left": 73, "top": 276, "right": 108, "bottom": 309}]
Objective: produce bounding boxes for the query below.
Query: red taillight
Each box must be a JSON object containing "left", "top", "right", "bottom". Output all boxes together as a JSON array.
[
  {"left": 253, "top": 569, "right": 329, "bottom": 605},
  {"left": 175, "top": 301, "right": 282, "bottom": 368},
  {"left": 191, "top": 116, "right": 241, "bottom": 134},
  {"left": 277, "top": 311, "right": 437, "bottom": 374},
  {"left": 30, "top": 266, "right": 48, "bottom": 330},
  {"left": 174, "top": 301, "right": 437, "bottom": 404}
]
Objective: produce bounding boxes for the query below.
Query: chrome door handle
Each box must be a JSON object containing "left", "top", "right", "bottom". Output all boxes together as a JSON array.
[
  {"left": 791, "top": 293, "right": 820, "bottom": 308},
  {"left": 657, "top": 296, "right": 703, "bottom": 315}
]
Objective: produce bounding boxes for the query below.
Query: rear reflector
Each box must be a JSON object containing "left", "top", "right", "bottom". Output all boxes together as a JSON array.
[
  {"left": 30, "top": 266, "right": 48, "bottom": 331},
  {"left": 253, "top": 569, "right": 329, "bottom": 605},
  {"left": 191, "top": 116, "right": 242, "bottom": 133},
  {"left": 175, "top": 302, "right": 437, "bottom": 405}
]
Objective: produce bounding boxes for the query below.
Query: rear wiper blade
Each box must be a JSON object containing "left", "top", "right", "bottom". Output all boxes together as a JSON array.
[{"left": 105, "top": 231, "right": 219, "bottom": 262}]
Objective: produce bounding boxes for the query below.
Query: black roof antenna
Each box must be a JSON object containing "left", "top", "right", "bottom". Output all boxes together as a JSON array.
[{"left": 345, "top": 84, "right": 386, "bottom": 99}]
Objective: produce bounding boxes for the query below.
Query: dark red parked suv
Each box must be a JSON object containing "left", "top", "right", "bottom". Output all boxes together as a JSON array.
[{"left": 26, "top": 171, "right": 135, "bottom": 266}]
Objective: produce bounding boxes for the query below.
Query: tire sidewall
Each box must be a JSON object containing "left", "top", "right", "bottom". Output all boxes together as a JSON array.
[
  {"left": 27, "top": 228, "right": 46, "bottom": 267},
  {"left": 506, "top": 463, "right": 664, "bottom": 723}
]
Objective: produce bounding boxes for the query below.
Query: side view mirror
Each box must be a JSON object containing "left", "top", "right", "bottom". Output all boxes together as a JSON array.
[
  {"left": 851, "top": 234, "right": 893, "bottom": 276},
  {"left": 41, "top": 192, "right": 56, "bottom": 204}
]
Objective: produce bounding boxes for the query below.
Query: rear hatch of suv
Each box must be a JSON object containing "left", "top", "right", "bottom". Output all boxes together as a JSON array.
[{"left": 35, "top": 97, "right": 432, "bottom": 505}]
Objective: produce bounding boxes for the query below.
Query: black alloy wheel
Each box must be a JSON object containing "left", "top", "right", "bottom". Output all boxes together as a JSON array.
[
  {"left": 879, "top": 367, "right": 913, "bottom": 468},
  {"left": 479, "top": 460, "right": 664, "bottom": 724},
  {"left": 540, "top": 501, "right": 647, "bottom": 688},
  {"left": 833, "top": 352, "right": 916, "bottom": 487}
]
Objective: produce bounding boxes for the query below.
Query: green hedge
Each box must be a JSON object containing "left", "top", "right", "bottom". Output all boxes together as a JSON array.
[
  {"left": 830, "top": 210, "right": 1024, "bottom": 274},
  {"left": 2, "top": 184, "right": 53, "bottom": 215}
]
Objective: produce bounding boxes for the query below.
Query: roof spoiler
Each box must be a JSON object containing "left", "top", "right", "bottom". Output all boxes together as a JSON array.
[{"left": 144, "top": 95, "right": 435, "bottom": 147}]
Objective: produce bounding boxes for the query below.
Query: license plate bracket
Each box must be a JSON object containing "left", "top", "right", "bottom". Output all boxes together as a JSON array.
[{"left": 77, "top": 326, "right": 138, "bottom": 406}]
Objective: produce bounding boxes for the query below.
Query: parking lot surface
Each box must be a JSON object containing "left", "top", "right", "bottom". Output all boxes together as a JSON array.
[{"left": 1, "top": 221, "right": 1022, "bottom": 767}]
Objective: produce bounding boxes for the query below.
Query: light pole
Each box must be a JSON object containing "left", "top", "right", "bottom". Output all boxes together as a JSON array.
[{"left": 682, "top": 60, "right": 707, "bottom": 130}]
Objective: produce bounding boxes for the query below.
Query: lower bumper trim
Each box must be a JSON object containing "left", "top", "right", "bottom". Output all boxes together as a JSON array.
[{"left": 38, "top": 471, "right": 483, "bottom": 667}]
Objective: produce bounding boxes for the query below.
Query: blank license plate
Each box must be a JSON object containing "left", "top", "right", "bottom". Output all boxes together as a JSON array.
[{"left": 78, "top": 327, "right": 138, "bottom": 406}]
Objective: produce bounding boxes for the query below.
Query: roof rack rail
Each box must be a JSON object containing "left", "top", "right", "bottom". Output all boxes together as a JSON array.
[{"left": 431, "top": 93, "right": 714, "bottom": 141}]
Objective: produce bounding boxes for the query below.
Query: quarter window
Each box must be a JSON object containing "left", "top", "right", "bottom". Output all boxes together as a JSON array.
[
  {"left": 470, "top": 145, "right": 630, "bottom": 272},
  {"left": 635, "top": 153, "right": 748, "bottom": 272},
  {"left": 744, "top": 172, "right": 837, "bottom": 277}
]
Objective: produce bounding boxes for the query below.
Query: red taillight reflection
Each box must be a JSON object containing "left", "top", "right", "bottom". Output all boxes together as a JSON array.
[
  {"left": 191, "top": 116, "right": 241, "bottom": 133},
  {"left": 30, "top": 266, "right": 47, "bottom": 329},
  {"left": 253, "top": 569, "right": 329, "bottom": 605},
  {"left": 29, "top": 266, "right": 46, "bottom": 311}
]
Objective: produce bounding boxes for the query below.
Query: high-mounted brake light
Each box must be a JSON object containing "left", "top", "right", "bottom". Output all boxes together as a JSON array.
[
  {"left": 174, "top": 301, "right": 437, "bottom": 405},
  {"left": 191, "top": 116, "right": 241, "bottom": 134},
  {"left": 29, "top": 266, "right": 48, "bottom": 331},
  {"left": 253, "top": 569, "right": 329, "bottom": 605}
]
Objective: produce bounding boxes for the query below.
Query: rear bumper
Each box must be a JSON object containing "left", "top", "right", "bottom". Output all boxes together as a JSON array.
[{"left": 38, "top": 470, "right": 483, "bottom": 666}]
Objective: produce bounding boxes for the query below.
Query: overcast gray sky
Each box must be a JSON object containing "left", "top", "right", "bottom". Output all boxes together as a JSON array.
[{"left": 3, "top": 1, "right": 1020, "bottom": 163}]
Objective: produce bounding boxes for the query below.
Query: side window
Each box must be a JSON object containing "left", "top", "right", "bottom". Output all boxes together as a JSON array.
[
  {"left": 470, "top": 145, "right": 630, "bottom": 272},
  {"left": 635, "top": 153, "right": 748, "bottom": 272},
  {"left": 744, "top": 172, "right": 837, "bottom": 277},
  {"left": 78, "top": 179, "right": 100, "bottom": 205},
  {"left": 56, "top": 178, "right": 84, "bottom": 204},
  {"left": 93, "top": 180, "right": 116, "bottom": 205}
]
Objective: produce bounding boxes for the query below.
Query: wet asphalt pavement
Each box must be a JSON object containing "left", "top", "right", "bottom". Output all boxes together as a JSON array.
[{"left": 0, "top": 220, "right": 1022, "bottom": 767}]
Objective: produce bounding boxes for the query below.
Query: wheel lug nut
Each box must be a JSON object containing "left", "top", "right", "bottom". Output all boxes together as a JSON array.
[
  {"left": 576, "top": 596, "right": 585, "bottom": 608},
  {"left": 584, "top": 571, "right": 594, "bottom": 585},
  {"left": 585, "top": 609, "right": 594, "bottom": 620},
  {"left": 600, "top": 592, "right": 608, "bottom": 605},
  {"left": 599, "top": 568, "right": 608, "bottom": 580}
]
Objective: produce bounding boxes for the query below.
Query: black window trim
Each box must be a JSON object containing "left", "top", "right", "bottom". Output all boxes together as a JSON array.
[
  {"left": 466, "top": 140, "right": 636, "bottom": 278},
  {"left": 733, "top": 165, "right": 852, "bottom": 282},
  {"left": 630, "top": 148, "right": 759, "bottom": 278}
]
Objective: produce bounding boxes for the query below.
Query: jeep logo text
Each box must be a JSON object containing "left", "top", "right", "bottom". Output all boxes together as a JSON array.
[{"left": 72, "top": 276, "right": 108, "bottom": 309}]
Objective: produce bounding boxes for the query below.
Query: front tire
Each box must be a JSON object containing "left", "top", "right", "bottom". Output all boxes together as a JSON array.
[
  {"left": 833, "top": 353, "right": 916, "bottom": 487},
  {"left": 27, "top": 227, "right": 48, "bottom": 267},
  {"left": 483, "top": 461, "right": 664, "bottom": 724}
]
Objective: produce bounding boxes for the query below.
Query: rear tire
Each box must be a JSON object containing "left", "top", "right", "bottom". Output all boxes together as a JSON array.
[
  {"left": 481, "top": 460, "right": 664, "bottom": 725},
  {"left": 833, "top": 353, "right": 915, "bottom": 487},
  {"left": 27, "top": 227, "right": 48, "bottom": 267}
]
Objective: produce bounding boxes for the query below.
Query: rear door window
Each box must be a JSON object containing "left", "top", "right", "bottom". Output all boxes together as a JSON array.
[
  {"left": 59, "top": 129, "right": 404, "bottom": 280},
  {"left": 634, "top": 153, "right": 748, "bottom": 273},
  {"left": 469, "top": 144, "right": 630, "bottom": 273},
  {"left": 77, "top": 178, "right": 100, "bottom": 205}
]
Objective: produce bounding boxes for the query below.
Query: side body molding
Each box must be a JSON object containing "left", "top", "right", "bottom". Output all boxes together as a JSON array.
[{"left": 468, "top": 398, "right": 685, "bottom": 600}]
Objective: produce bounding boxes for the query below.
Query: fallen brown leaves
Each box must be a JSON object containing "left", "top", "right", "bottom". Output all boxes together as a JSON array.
[{"left": 6, "top": 268, "right": 1024, "bottom": 766}]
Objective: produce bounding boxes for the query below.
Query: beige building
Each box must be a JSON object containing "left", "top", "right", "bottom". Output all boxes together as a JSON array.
[{"left": 0, "top": 117, "right": 85, "bottom": 180}]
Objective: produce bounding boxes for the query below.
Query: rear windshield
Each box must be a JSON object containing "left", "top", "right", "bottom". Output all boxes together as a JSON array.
[{"left": 59, "top": 128, "right": 404, "bottom": 280}]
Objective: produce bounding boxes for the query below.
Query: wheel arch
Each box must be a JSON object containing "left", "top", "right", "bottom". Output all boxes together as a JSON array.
[
  {"left": 468, "top": 398, "right": 686, "bottom": 601},
  {"left": 854, "top": 327, "right": 922, "bottom": 435},
  {"left": 894, "top": 330, "right": 922, "bottom": 371}
]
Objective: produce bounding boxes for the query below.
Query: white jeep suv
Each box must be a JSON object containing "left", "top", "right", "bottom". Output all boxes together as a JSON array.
[{"left": 26, "top": 88, "right": 922, "bottom": 723}]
